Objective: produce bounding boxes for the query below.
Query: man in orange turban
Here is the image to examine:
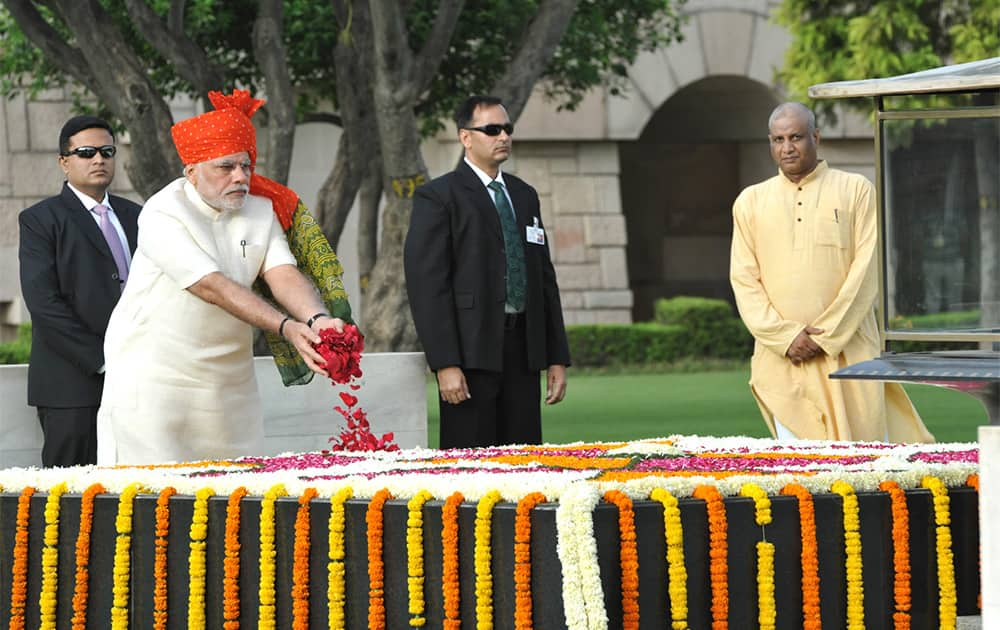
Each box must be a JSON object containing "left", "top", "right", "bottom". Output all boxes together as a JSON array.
[{"left": 97, "top": 90, "right": 352, "bottom": 465}]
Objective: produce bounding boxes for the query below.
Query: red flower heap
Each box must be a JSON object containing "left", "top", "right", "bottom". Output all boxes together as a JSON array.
[
  {"left": 314, "top": 324, "right": 364, "bottom": 384},
  {"left": 314, "top": 324, "right": 399, "bottom": 452}
]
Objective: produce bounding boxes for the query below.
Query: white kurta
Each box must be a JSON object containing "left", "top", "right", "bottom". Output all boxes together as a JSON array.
[
  {"left": 97, "top": 178, "right": 296, "bottom": 464},
  {"left": 730, "top": 161, "right": 933, "bottom": 442}
]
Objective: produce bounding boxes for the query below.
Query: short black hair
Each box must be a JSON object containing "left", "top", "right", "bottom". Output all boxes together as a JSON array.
[
  {"left": 454, "top": 95, "right": 504, "bottom": 130},
  {"left": 59, "top": 115, "right": 115, "bottom": 154}
]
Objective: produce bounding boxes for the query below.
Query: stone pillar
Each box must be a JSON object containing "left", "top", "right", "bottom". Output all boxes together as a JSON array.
[
  {"left": 513, "top": 141, "right": 633, "bottom": 325},
  {"left": 980, "top": 425, "right": 999, "bottom": 626}
]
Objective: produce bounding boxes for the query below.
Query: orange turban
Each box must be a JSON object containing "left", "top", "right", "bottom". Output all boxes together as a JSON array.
[{"left": 171, "top": 89, "right": 299, "bottom": 229}]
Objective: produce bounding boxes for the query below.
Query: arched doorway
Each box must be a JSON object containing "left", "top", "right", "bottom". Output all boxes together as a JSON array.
[{"left": 619, "top": 76, "right": 778, "bottom": 321}]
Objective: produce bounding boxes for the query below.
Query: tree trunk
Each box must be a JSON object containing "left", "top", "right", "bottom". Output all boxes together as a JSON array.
[
  {"left": 973, "top": 121, "right": 999, "bottom": 344},
  {"left": 253, "top": 0, "right": 295, "bottom": 184}
]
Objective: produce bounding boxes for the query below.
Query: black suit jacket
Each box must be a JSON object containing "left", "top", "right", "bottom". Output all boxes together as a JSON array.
[
  {"left": 18, "top": 183, "right": 141, "bottom": 407},
  {"left": 404, "top": 160, "right": 570, "bottom": 372}
]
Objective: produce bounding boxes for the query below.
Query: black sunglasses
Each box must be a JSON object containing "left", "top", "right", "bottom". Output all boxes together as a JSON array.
[
  {"left": 61, "top": 145, "right": 117, "bottom": 159},
  {"left": 463, "top": 123, "right": 514, "bottom": 137}
]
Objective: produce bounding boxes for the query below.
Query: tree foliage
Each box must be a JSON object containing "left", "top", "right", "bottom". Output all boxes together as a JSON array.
[{"left": 774, "top": 0, "right": 999, "bottom": 120}]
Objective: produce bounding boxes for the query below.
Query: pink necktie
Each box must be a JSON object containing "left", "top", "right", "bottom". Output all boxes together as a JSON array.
[{"left": 92, "top": 204, "right": 129, "bottom": 288}]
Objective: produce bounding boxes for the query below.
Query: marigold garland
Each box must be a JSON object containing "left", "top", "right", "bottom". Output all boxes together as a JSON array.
[
  {"left": 922, "top": 476, "right": 958, "bottom": 630},
  {"left": 514, "top": 492, "right": 548, "bottom": 630},
  {"left": 152, "top": 487, "right": 177, "bottom": 630},
  {"left": 739, "top": 483, "right": 775, "bottom": 630},
  {"left": 111, "top": 483, "right": 142, "bottom": 630},
  {"left": 778, "top": 483, "right": 821, "bottom": 630},
  {"left": 441, "top": 491, "right": 465, "bottom": 630},
  {"left": 879, "top": 481, "right": 912, "bottom": 630},
  {"left": 10, "top": 486, "right": 35, "bottom": 630},
  {"left": 223, "top": 486, "right": 248, "bottom": 630},
  {"left": 603, "top": 490, "right": 639, "bottom": 630},
  {"left": 692, "top": 484, "right": 728, "bottom": 630},
  {"left": 188, "top": 487, "right": 215, "bottom": 630},
  {"left": 367, "top": 488, "right": 393, "bottom": 630},
  {"left": 831, "top": 480, "right": 864, "bottom": 630},
  {"left": 650, "top": 488, "right": 688, "bottom": 630},
  {"left": 406, "top": 489, "right": 434, "bottom": 627},
  {"left": 259, "top": 484, "right": 288, "bottom": 630},
  {"left": 292, "top": 487, "right": 319, "bottom": 630},
  {"left": 328, "top": 486, "right": 354, "bottom": 630},
  {"left": 71, "top": 483, "right": 105, "bottom": 630},
  {"left": 475, "top": 490, "right": 503, "bottom": 630},
  {"left": 38, "top": 482, "right": 67, "bottom": 630}
]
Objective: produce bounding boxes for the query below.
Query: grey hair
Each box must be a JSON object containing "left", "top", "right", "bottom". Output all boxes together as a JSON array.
[{"left": 768, "top": 102, "right": 816, "bottom": 133}]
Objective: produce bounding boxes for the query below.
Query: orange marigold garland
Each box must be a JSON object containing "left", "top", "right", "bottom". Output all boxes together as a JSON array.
[
  {"left": 406, "top": 489, "right": 434, "bottom": 627},
  {"left": 921, "top": 476, "right": 957, "bottom": 630},
  {"left": 328, "top": 486, "right": 354, "bottom": 630},
  {"left": 223, "top": 487, "right": 248, "bottom": 630},
  {"left": 39, "top": 482, "right": 67, "bottom": 630},
  {"left": 650, "top": 488, "right": 688, "bottom": 629},
  {"left": 604, "top": 490, "right": 640, "bottom": 630},
  {"left": 693, "top": 484, "right": 728, "bottom": 630},
  {"left": 879, "top": 481, "right": 912, "bottom": 630},
  {"left": 71, "top": 483, "right": 105, "bottom": 630},
  {"left": 831, "top": 480, "right": 864, "bottom": 630},
  {"left": 153, "top": 487, "right": 177, "bottom": 630},
  {"left": 514, "top": 492, "right": 547, "bottom": 630},
  {"left": 441, "top": 491, "right": 465, "bottom": 630},
  {"left": 10, "top": 486, "right": 36, "bottom": 630},
  {"left": 292, "top": 487, "right": 320, "bottom": 630},
  {"left": 367, "top": 488, "right": 393, "bottom": 630},
  {"left": 779, "top": 483, "right": 821, "bottom": 630}
]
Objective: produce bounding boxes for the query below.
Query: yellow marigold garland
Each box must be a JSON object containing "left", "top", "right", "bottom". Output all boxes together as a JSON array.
[
  {"left": 367, "top": 488, "right": 393, "bottom": 630},
  {"left": 514, "top": 492, "right": 547, "bottom": 630},
  {"left": 650, "top": 488, "right": 688, "bottom": 629},
  {"left": 292, "top": 487, "right": 319, "bottom": 630},
  {"left": 327, "top": 486, "right": 354, "bottom": 630},
  {"left": 406, "top": 489, "right": 434, "bottom": 627},
  {"left": 879, "top": 480, "right": 912, "bottom": 630},
  {"left": 111, "top": 483, "right": 142, "bottom": 630},
  {"left": 188, "top": 487, "right": 215, "bottom": 630},
  {"left": 474, "top": 490, "right": 503, "bottom": 630},
  {"left": 71, "top": 483, "right": 105, "bottom": 630},
  {"left": 921, "top": 476, "right": 957, "bottom": 630},
  {"left": 692, "top": 484, "right": 728, "bottom": 630},
  {"left": 153, "top": 487, "right": 177, "bottom": 630},
  {"left": 223, "top": 487, "right": 248, "bottom": 630},
  {"left": 39, "top": 482, "right": 67, "bottom": 630},
  {"left": 441, "top": 491, "right": 465, "bottom": 630},
  {"left": 739, "top": 483, "right": 775, "bottom": 630},
  {"left": 831, "top": 480, "right": 864, "bottom": 630},
  {"left": 778, "top": 483, "right": 821, "bottom": 630},
  {"left": 604, "top": 490, "right": 640, "bottom": 630},
  {"left": 259, "top": 483, "right": 288, "bottom": 630},
  {"left": 9, "top": 486, "right": 34, "bottom": 630}
]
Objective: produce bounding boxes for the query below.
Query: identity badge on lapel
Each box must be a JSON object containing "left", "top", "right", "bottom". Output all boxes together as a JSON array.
[{"left": 526, "top": 217, "right": 545, "bottom": 245}]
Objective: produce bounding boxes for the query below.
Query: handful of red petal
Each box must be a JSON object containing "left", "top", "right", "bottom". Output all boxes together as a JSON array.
[{"left": 313, "top": 323, "right": 364, "bottom": 384}]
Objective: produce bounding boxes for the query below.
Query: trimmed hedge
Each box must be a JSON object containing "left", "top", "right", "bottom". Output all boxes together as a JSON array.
[
  {"left": 567, "top": 296, "right": 753, "bottom": 367},
  {"left": 0, "top": 323, "right": 31, "bottom": 365}
]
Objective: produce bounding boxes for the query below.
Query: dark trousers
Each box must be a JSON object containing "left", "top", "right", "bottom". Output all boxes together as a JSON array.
[
  {"left": 37, "top": 406, "right": 98, "bottom": 467},
  {"left": 438, "top": 318, "right": 541, "bottom": 448}
]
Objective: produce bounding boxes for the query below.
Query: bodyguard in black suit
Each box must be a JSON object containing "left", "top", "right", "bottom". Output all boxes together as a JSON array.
[
  {"left": 405, "top": 96, "right": 570, "bottom": 448},
  {"left": 18, "top": 116, "right": 141, "bottom": 467}
]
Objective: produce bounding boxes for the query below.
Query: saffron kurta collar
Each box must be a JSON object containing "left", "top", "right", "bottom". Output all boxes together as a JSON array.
[{"left": 776, "top": 159, "right": 828, "bottom": 186}]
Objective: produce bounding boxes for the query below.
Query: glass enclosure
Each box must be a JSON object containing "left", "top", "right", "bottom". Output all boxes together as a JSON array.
[{"left": 881, "top": 111, "right": 999, "bottom": 341}]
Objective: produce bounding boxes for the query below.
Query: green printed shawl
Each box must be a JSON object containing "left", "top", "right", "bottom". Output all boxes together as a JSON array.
[{"left": 254, "top": 200, "right": 355, "bottom": 386}]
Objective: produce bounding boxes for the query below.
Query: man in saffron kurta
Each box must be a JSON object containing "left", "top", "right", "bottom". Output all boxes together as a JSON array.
[
  {"left": 98, "top": 90, "right": 348, "bottom": 464},
  {"left": 730, "top": 102, "right": 933, "bottom": 442}
]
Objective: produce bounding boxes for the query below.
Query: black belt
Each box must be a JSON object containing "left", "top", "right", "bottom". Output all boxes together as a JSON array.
[{"left": 504, "top": 312, "right": 524, "bottom": 329}]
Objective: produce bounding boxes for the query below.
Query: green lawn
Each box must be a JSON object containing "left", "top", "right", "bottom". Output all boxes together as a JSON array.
[{"left": 424, "top": 368, "right": 986, "bottom": 448}]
